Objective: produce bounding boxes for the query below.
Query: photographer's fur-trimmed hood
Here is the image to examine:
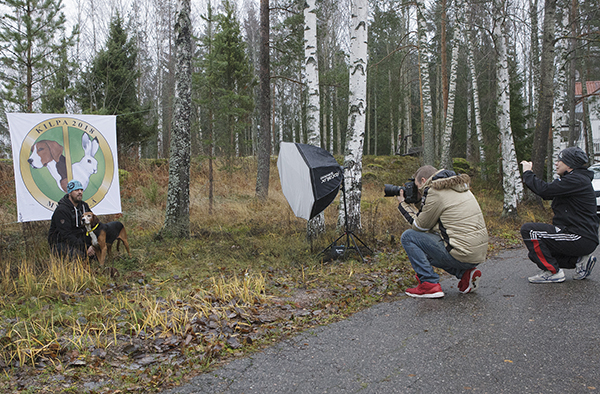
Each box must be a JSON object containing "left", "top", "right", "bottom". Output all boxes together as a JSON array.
[{"left": 423, "top": 170, "right": 471, "bottom": 194}]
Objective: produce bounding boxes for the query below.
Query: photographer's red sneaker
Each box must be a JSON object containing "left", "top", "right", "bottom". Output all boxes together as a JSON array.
[
  {"left": 458, "top": 268, "right": 481, "bottom": 294},
  {"left": 405, "top": 281, "right": 444, "bottom": 298}
]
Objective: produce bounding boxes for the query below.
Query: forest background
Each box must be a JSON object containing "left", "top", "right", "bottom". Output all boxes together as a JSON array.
[
  {"left": 0, "top": 0, "right": 599, "bottom": 391},
  {"left": 1, "top": 0, "right": 599, "bottom": 190}
]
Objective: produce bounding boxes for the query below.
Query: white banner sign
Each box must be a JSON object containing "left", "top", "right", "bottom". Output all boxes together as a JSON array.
[{"left": 7, "top": 113, "right": 121, "bottom": 222}]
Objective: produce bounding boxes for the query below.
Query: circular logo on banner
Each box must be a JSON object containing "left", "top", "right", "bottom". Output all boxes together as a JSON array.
[{"left": 19, "top": 117, "right": 114, "bottom": 211}]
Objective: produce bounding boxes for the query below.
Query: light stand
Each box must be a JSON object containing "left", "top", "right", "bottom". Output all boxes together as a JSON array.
[{"left": 319, "top": 176, "right": 372, "bottom": 263}]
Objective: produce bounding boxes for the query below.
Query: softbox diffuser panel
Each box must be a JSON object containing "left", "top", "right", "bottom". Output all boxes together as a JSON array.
[
  {"left": 277, "top": 142, "right": 315, "bottom": 220},
  {"left": 295, "top": 143, "right": 342, "bottom": 219},
  {"left": 277, "top": 142, "right": 342, "bottom": 220}
]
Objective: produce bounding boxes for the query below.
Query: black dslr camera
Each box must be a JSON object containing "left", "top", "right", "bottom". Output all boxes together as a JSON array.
[{"left": 384, "top": 180, "right": 420, "bottom": 204}]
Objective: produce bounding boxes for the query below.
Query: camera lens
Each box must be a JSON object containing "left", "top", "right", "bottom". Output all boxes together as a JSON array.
[{"left": 384, "top": 184, "right": 402, "bottom": 197}]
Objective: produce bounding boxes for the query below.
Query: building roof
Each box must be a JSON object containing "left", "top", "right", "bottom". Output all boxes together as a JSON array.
[{"left": 575, "top": 81, "right": 600, "bottom": 96}]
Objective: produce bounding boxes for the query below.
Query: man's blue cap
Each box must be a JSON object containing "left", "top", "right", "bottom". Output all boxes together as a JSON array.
[{"left": 67, "top": 180, "right": 83, "bottom": 193}]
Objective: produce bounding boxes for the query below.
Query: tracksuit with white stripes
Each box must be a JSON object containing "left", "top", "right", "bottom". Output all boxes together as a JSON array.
[{"left": 521, "top": 168, "right": 599, "bottom": 274}]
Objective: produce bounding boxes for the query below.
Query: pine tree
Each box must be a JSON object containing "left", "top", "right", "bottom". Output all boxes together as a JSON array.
[
  {"left": 0, "top": 0, "right": 77, "bottom": 112},
  {"left": 209, "top": 0, "right": 254, "bottom": 160},
  {"left": 41, "top": 36, "right": 76, "bottom": 113},
  {"left": 77, "top": 14, "right": 153, "bottom": 152}
]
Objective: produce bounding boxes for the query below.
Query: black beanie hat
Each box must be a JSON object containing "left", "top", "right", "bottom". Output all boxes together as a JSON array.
[{"left": 557, "top": 147, "right": 588, "bottom": 169}]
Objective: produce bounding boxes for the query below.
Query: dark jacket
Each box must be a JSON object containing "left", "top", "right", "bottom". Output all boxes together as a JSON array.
[
  {"left": 398, "top": 170, "right": 489, "bottom": 264},
  {"left": 48, "top": 194, "right": 91, "bottom": 251},
  {"left": 523, "top": 168, "right": 600, "bottom": 243}
]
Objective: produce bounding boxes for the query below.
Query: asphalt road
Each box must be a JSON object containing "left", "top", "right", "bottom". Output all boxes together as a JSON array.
[{"left": 163, "top": 247, "right": 600, "bottom": 394}]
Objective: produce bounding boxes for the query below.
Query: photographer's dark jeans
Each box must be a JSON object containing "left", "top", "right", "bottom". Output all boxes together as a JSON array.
[{"left": 401, "top": 229, "right": 478, "bottom": 283}]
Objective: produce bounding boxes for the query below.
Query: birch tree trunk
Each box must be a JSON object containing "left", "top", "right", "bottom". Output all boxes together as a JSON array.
[
  {"left": 440, "top": 0, "right": 462, "bottom": 170},
  {"left": 567, "top": 0, "right": 578, "bottom": 146},
  {"left": 256, "top": 0, "right": 271, "bottom": 200},
  {"left": 402, "top": 7, "right": 412, "bottom": 156},
  {"left": 416, "top": 0, "right": 435, "bottom": 165},
  {"left": 162, "top": 0, "right": 191, "bottom": 238},
  {"left": 466, "top": 91, "right": 472, "bottom": 161},
  {"left": 339, "top": 0, "right": 368, "bottom": 232},
  {"left": 389, "top": 69, "right": 395, "bottom": 155},
  {"left": 366, "top": 81, "right": 371, "bottom": 155},
  {"left": 441, "top": 0, "right": 448, "bottom": 113},
  {"left": 336, "top": 87, "right": 342, "bottom": 155},
  {"left": 493, "top": 4, "right": 523, "bottom": 216},
  {"left": 304, "top": 0, "right": 325, "bottom": 240},
  {"left": 330, "top": 86, "right": 334, "bottom": 153},
  {"left": 552, "top": 7, "right": 569, "bottom": 169},
  {"left": 402, "top": 45, "right": 412, "bottom": 155},
  {"left": 581, "top": 61, "right": 594, "bottom": 165},
  {"left": 304, "top": 4, "right": 320, "bottom": 145},
  {"left": 466, "top": 29, "right": 486, "bottom": 173}
]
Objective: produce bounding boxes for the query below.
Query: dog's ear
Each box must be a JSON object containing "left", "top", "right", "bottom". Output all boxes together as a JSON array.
[
  {"left": 91, "top": 213, "right": 99, "bottom": 226},
  {"left": 47, "top": 141, "right": 64, "bottom": 162}
]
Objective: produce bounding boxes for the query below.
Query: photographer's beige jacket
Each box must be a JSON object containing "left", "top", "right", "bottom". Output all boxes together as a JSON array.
[{"left": 399, "top": 170, "right": 488, "bottom": 264}]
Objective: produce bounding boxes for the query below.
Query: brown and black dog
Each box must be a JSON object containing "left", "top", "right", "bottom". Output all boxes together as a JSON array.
[{"left": 81, "top": 212, "right": 131, "bottom": 266}]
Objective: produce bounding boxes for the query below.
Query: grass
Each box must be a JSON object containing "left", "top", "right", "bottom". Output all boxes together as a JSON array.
[{"left": 0, "top": 155, "right": 551, "bottom": 393}]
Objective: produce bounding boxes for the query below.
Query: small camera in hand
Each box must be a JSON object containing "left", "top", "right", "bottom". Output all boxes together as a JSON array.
[{"left": 384, "top": 180, "right": 420, "bottom": 204}]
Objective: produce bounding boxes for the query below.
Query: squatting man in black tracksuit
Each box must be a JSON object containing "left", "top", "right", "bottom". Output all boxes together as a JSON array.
[{"left": 520, "top": 147, "right": 599, "bottom": 283}]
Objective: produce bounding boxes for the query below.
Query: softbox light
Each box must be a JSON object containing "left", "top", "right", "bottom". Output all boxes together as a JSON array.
[{"left": 277, "top": 142, "right": 343, "bottom": 220}]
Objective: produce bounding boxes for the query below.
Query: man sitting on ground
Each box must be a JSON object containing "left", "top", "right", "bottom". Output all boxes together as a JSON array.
[{"left": 48, "top": 180, "right": 95, "bottom": 259}]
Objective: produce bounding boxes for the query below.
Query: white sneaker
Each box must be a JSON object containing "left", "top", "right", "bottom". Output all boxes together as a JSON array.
[
  {"left": 574, "top": 255, "right": 596, "bottom": 280},
  {"left": 528, "top": 269, "right": 566, "bottom": 283}
]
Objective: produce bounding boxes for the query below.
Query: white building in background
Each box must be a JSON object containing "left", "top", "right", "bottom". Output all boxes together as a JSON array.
[{"left": 570, "top": 81, "right": 600, "bottom": 161}]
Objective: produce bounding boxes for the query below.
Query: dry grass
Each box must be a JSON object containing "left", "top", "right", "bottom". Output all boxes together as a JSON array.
[{"left": 0, "top": 155, "right": 550, "bottom": 392}]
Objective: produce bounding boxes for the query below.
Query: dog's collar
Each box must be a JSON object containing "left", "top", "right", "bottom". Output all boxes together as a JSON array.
[{"left": 86, "top": 223, "right": 99, "bottom": 236}]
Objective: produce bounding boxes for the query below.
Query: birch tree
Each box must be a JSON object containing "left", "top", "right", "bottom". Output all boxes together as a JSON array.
[
  {"left": 566, "top": 0, "right": 578, "bottom": 146},
  {"left": 304, "top": 0, "right": 319, "bottom": 143},
  {"left": 580, "top": 59, "right": 593, "bottom": 165},
  {"left": 466, "top": 27, "right": 486, "bottom": 174},
  {"left": 493, "top": 0, "right": 523, "bottom": 216},
  {"left": 162, "top": 0, "right": 191, "bottom": 238},
  {"left": 440, "top": 0, "right": 462, "bottom": 170},
  {"left": 415, "top": 0, "right": 435, "bottom": 166},
  {"left": 339, "top": 0, "right": 368, "bottom": 232},
  {"left": 304, "top": 0, "right": 325, "bottom": 239},
  {"left": 551, "top": 6, "right": 569, "bottom": 171},
  {"left": 401, "top": 8, "right": 412, "bottom": 156}
]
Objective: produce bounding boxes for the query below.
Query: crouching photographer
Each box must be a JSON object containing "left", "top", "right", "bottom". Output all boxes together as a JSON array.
[{"left": 392, "top": 165, "right": 488, "bottom": 298}]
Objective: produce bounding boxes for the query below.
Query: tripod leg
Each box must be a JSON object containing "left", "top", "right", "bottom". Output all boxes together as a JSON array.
[
  {"left": 347, "top": 232, "right": 365, "bottom": 263},
  {"left": 350, "top": 232, "right": 373, "bottom": 253}
]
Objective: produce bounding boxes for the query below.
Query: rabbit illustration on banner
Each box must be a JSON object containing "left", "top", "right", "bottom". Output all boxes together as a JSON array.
[{"left": 72, "top": 133, "right": 99, "bottom": 191}]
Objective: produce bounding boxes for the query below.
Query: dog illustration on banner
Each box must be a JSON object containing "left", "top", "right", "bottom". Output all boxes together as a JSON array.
[
  {"left": 28, "top": 140, "right": 69, "bottom": 192},
  {"left": 28, "top": 132, "right": 99, "bottom": 193}
]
